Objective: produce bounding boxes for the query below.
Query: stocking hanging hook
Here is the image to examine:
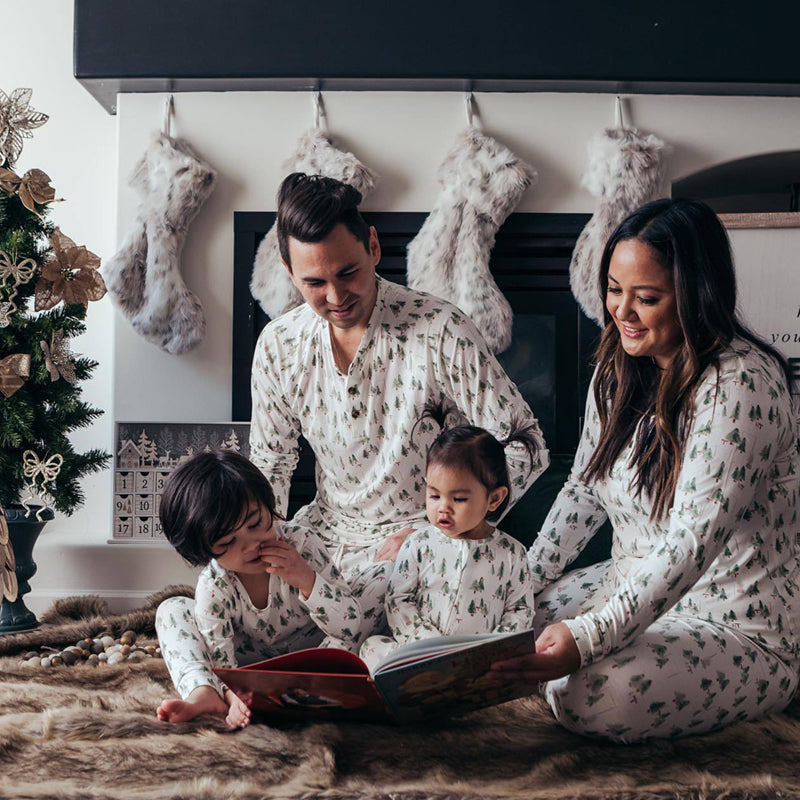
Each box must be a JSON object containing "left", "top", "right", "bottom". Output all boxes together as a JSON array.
[
  {"left": 313, "top": 88, "right": 326, "bottom": 130},
  {"left": 163, "top": 94, "right": 173, "bottom": 137},
  {"left": 614, "top": 95, "right": 626, "bottom": 130},
  {"left": 464, "top": 89, "right": 481, "bottom": 130}
]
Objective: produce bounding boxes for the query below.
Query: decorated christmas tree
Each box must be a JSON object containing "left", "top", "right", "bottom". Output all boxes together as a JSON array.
[{"left": 0, "top": 88, "right": 110, "bottom": 518}]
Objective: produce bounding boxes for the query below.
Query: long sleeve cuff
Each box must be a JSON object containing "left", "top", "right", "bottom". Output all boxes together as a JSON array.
[{"left": 562, "top": 616, "right": 603, "bottom": 668}]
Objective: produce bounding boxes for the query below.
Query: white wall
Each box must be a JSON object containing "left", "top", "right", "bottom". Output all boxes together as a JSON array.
[{"left": 8, "top": 2, "right": 800, "bottom": 612}]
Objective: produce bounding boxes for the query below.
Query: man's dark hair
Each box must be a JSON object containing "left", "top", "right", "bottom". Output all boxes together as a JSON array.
[
  {"left": 159, "top": 450, "right": 284, "bottom": 566},
  {"left": 276, "top": 172, "right": 371, "bottom": 268}
]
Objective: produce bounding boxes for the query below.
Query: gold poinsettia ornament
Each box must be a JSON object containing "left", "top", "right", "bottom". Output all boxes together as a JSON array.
[
  {"left": 0, "top": 167, "right": 55, "bottom": 216},
  {"left": 34, "top": 228, "right": 106, "bottom": 311},
  {"left": 0, "top": 87, "right": 49, "bottom": 167}
]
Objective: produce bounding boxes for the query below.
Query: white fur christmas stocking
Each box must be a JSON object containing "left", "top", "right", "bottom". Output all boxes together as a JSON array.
[
  {"left": 406, "top": 128, "right": 536, "bottom": 354},
  {"left": 570, "top": 126, "right": 668, "bottom": 325},
  {"left": 250, "top": 128, "right": 378, "bottom": 319},
  {"left": 105, "top": 132, "right": 217, "bottom": 354}
]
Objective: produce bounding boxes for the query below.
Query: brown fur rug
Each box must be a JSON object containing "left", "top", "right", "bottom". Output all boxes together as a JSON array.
[{"left": 1, "top": 591, "right": 800, "bottom": 800}]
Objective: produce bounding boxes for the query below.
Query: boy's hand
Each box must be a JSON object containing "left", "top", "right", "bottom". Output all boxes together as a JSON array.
[{"left": 259, "top": 538, "right": 316, "bottom": 598}]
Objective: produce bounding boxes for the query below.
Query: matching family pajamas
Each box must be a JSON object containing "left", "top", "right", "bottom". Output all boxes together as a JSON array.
[
  {"left": 159, "top": 276, "right": 800, "bottom": 743},
  {"left": 156, "top": 524, "right": 377, "bottom": 699},
  {"left": 360, "top": 526, "right": 535, "bottom": 670},
  {"left": 158, "top": 278, "right": 545, "bottom": 697},
  {"left": 249, "top": 277, "right": 547, "bottom": 574},
  {"left": 529, "top": 341, "right": 800, "bottom": 741}
]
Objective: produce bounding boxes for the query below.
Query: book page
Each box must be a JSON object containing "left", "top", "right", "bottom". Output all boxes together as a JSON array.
[
  {"left": 373, "top": 629, "right": 537, "bottom": 724},
  {"left": 373, "top": 632, "right": 514, "bottom": 674}
]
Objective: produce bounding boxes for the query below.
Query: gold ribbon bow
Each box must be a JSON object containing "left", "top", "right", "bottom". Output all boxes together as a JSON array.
[
  {"left": 0, "top": 250, "right": 36, "bottom": 288},
  {"left": 0, "top": 250, "right": 36, "bottom": 327},
  {"left": 0, "top": 501, "right": 17, "bottom": 603},
  {"left": 40, "top": 329, "right": 76, "bottom": 383},
  {"left": 0, "top": 167, "right": 55, "bottom": 216},
  {"left": 21, "top": 450, "right": 63, "bottom": 520},
  {"left": 0, "top": 352, "right": 30, "bottom": 398}
]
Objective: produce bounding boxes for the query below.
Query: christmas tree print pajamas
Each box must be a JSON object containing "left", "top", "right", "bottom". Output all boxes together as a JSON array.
[
  {"left": 360, "top": 526, "right": 535, "bottom": 670},
  {"left": 156, "top": 524, "right": 375, "bottom": 699},
  {"left": 157, "top": 278, "right": 547, "bottom": 676},
  {"left": 528, "top": 341, "right": 800, "bottom": 741},
  {"left": 249, "top": 276, "right": 547, "bottom": 584}
]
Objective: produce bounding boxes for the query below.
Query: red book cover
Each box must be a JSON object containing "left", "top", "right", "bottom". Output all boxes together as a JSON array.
[{"left": 214, "top": 629, "right": 536, "bottom": 724}]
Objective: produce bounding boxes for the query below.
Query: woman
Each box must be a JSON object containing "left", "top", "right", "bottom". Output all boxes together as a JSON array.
[{"left": 493, "top": 198, "right": 800, "bottom": 742}]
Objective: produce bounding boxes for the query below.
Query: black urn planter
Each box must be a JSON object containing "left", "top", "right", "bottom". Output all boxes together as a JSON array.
[{"left": 0, "top": 505, "right": 54, "bottom": 634}]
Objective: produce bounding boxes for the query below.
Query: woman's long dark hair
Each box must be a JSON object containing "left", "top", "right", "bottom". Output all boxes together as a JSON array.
[{"left": 582, "top": 198, "right": 792, "bottom": 520}]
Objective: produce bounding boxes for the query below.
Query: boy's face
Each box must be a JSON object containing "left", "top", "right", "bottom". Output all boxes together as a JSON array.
[
  {"left": 424, "top": 464, "right": 507, "bottom": 541},
  {"left": 211, "top": 503, "right": 278, "bottom": 574},
  {"left": 284, "top": 223, "right": 380, "bottom": 332}
]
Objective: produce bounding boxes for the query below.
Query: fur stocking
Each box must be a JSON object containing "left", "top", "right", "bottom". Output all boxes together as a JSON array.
[
  {"left": 250, "top": 128, "right": 378, "bottom": 319},
  {"left": 406, "top": 128, "right": 536, "bottom": 354},
  {"left": 105, "top": 132, "right": 217, "bottom": 354},
  {"left": 570, "top": 126, "right": 668, "bottom": 325}
]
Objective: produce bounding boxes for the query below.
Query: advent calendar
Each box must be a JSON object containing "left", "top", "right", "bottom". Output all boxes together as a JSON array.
[{"left": 113, "top": 422, "right": 251, "bottom": 541}]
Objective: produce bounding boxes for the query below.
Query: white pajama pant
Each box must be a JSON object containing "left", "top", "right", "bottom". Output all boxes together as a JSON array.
[{"left": 537, "top": 561, "right": 799, "bottom": 742}]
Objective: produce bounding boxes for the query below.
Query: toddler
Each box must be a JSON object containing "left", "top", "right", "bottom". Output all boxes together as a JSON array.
[
  {"left": 155, "top": 450, "right": 376, "bottom": 727},
  {"left": 360, "top": 402, "right": 537, "bottom": 669}
]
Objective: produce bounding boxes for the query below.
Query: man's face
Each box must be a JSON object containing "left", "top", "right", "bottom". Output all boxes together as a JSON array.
[{"left": 285, "top": 224, "right": 380, "bottom": 331}]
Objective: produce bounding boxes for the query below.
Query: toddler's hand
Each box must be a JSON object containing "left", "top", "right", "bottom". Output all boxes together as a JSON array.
[{"left": 259, "top": 538, "right": 316, "bottom": 598}]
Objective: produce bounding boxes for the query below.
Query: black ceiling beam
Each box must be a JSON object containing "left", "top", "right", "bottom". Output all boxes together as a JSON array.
[{"left": 74, "top": 0, "right": 800, "bottom": 114}]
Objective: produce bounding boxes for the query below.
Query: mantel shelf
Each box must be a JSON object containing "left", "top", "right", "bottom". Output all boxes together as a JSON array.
[
  {"left": 74, "top": 0, "right": 800, "bottom": 115},
  {"left": 78, "top": 77, "right": 800, "bottom": 117}
]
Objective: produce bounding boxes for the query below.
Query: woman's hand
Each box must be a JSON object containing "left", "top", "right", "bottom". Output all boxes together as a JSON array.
[
  {"left": 259, "top": 539, "right": 316, "bottom": 598},
  {"left": 489, "top": 622, "right": 581, "bottom": 683}
]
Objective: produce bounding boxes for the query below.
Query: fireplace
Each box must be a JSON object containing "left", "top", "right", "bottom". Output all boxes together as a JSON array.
[{"left": 232, "top": 211, "right": 612, "bottom": 562}]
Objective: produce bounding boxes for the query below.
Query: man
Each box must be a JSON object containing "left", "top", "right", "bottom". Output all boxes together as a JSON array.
[
  {"left": 154, "top": 174, "right": 548, "bottom": 692},
  {"left": 250, "top": 172, "right": 549, "bottom": 580}
]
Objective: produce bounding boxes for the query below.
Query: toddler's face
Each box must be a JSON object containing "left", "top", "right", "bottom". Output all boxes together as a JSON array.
[
  {"left": 211, "top": 503, "right": 278, "bottom": 574},
  {"left": 425, "top": 464, "right": 506, "bottom": 541}
]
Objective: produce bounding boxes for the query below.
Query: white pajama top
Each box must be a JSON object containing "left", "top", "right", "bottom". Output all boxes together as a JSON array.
[
  {"left": 386, "top": 526, "right": 535, "bottom": 640},
  {"left": 193, "top": 525, "right": 375, "bottom": 666},
  {"left": 250, "top": 278, "right": 548, "bottom": 547},
  {"left": 528, "top": 340, "right": 800, "bottom": 668}
]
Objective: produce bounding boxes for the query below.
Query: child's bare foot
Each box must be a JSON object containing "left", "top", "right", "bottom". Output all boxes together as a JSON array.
[
  {"left": 156, "top": 686, "right": 226, "bottom": 723},
  {"left": 225, "top": 688, "right": 253, "bottom": 728}
]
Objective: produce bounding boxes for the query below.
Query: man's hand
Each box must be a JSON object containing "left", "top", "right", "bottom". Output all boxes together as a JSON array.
[
  {"left": 489, "top": 622, "right": 581, "bottom": 683},
  {"left": 259, "top": 538, "right": 316, "bottom": 598},
  {"left": 375, "top": 527, "right": 416, "bottom": 562}
]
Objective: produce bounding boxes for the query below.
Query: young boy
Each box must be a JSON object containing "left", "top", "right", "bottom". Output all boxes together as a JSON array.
[{"left": 155, "top": 450, "right": 384, "bottom": 727}]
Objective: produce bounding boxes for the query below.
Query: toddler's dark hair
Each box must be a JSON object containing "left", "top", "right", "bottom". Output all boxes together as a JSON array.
[
  {"left": 416, "top": 400, "right": 540, "bottom": 521},
  {"left": 159, "top": 450, "right": 284, "bottom": 566}
]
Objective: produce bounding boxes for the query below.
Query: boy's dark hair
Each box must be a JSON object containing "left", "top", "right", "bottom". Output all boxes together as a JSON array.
[
  {"left": 416, "top": 401, "right": 540, "bottom": 522},
  {"left": 276, "top": 172, "right": 371, "bottom": 268},
  {"left": 159, "top": 450, "right": 284, "bottom": 566}
]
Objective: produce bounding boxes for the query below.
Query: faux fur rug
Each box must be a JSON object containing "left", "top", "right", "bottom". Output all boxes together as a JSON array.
[{"left": 1, "top": 592, "right": 800, "bottom": 800}]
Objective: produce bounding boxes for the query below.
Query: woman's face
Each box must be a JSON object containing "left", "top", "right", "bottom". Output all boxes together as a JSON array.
[{"left": 605, "top": 238, "right": 684, "bottom": 369}]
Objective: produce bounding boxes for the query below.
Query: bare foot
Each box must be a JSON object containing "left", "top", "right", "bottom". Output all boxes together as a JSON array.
[
  {"left": 225, "top": 688, "right": 253, "bottom": 729},
  {"left": 156, "top": 685, "right": 226, "bottom": 723}
]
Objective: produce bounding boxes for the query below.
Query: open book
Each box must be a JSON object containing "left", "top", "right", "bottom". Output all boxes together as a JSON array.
[{"left": 213, "top": 628, "right": 536, "bottom": 724}]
